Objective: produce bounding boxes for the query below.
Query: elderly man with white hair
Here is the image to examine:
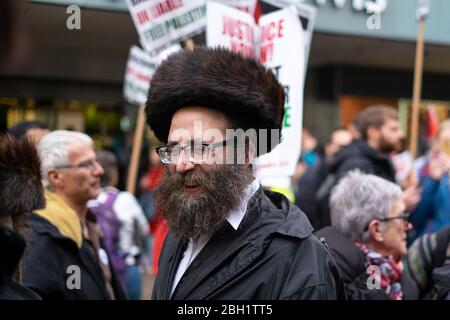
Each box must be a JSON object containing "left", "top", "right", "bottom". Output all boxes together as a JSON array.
[
  {"left": 21, "top": 130, "right": 127, "bottom": 300},
  {"left": 316, "top": 171, "right": 419, "bottom": 300}
]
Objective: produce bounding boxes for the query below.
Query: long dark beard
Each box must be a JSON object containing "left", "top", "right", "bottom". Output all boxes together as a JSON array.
[{"left": 155, "top": 164, "right": 254, "bottom": 241}]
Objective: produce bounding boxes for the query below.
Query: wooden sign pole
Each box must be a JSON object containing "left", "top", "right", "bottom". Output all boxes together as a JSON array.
[
  {"left": 409, "top": 3, "right": 428, "bottom": 157},
  {"left": 126, "top": 106, "right": 146, "bottom": 194}
]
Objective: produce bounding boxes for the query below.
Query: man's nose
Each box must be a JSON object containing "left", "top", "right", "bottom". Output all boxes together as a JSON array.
[
  {"left": 175, "top": 149, "right": 195, "bottom": 174},
  {"left": 93, "top": 160, "right": 104, "bottom": 176}
]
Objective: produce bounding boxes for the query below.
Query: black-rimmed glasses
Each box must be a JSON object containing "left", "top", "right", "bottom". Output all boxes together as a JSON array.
[
  {"left": 364, "top": 213, "right": 410, "bottom": 231},
  {"left": 155, "top": 139, "right": 233, "bottom": 164}
]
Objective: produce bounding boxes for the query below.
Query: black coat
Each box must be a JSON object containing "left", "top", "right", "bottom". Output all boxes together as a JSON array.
[
  {"left": 152, "top": 188, "right": 347, "bottom": 300},
  {"left": 316, "top": 226, "right": 419, "bottom": 300},
  {"left": 0, "top": 225, "right": 40, "bottom": 300},
  {"left": 328, "top": 139, "right": 396, "bottom": 183},
  {"left": 295, "top": 155, "right": 327, "bottom": 230},
  {"left": 21, "top": 214, "right": 127, "bottom": 300},
  {"left": 317, "top": 140, "right": 397, "bottom": 227}
]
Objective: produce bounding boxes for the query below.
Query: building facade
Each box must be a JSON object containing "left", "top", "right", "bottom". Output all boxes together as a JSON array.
[{"left": 2, "top": 0, "right": 450, "bottom": 148}]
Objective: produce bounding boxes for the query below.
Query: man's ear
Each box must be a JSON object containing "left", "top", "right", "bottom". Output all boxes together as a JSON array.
[
  {"left": 47, "top": 169, "right": 64, "bottom": 189},
  {"left": 245, "top": 140, "right": 256, "bottom": 166}
]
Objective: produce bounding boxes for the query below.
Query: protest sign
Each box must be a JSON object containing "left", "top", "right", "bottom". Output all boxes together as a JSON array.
[
  {"left": 207, "top": 2, "right": 305, "bottom": 180},
  {"left": 123, "top": 45, "right": 158, "bottom": 106},
  {"left": 126, "top": 0, "right": 206, "bottom": 54}
]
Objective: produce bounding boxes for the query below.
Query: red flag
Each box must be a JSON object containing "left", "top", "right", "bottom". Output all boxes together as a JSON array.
[{"left": 426, "top": 105, "right": 440, "bottom": 140}]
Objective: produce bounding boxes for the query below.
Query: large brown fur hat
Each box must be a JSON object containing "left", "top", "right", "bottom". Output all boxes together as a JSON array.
[
  {"left": 145, "top": 46, "right": 285, "bottom": 155},
  {"left": 0, "top": 134, "right": 45, "bottom": 220}
]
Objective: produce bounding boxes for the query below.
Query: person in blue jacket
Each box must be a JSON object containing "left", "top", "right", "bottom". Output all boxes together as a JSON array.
[{"left": 410, "top": 120, "right": 450, "bottom": 242}]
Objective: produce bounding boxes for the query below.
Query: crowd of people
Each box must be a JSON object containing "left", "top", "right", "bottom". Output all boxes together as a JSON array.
[
  {"left": 294, "top": 104, "right": 450, "bottom": 300},
  {"left": 0, "top": 123, "right": 157, "bottom": 300},
  {"left": 1, "top": 47, "right": 450, "bottom": 301}
]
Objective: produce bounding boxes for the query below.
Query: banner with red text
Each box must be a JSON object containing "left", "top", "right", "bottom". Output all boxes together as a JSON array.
[
  {"left": 253, "top": 5, "right": 305, "bottom": 179},
  {"left": 123, "top": 44, "right": 183, "bottom": 105},
  {"left": 261, "top": 0, "right": 316, "bottom": 74},
  {"left": 126, "top": 0, "right": 206, "bottom": 54},
  {"left": 206, "top": 3, "right": 305, "bottom": 179},
  {"left": 206, "top": 1, "right": 257, "bottom": 58}
]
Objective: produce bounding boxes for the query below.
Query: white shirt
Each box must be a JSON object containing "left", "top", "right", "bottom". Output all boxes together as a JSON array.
[
  {"left": 170, "top": 178, "right": 260, "bottom": 296},
  {"left": 88, "top": 187, "right": 149, "bottom": 264}
]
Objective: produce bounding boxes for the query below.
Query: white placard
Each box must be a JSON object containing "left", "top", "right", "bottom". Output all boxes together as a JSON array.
[
  {"left": 253, "top": 6, "right": 305, "bottom": 179},
  {"left": 123, "top": 45, "right": 158, "bottom": 106},
  {"left": 207, "top": 3, "right": 306, "bottom": 181},
  {"left": 153, "top": 43, "right": 183, "bottom": 64},
  {"left": 126, "top": 0, "right": 207, "bottom": 54},
  {"left": 261, "top": 0, "right": 316, "bottom": 73},
  {"left": 206, "top": 1, "right": 257, "bottom": 58}
]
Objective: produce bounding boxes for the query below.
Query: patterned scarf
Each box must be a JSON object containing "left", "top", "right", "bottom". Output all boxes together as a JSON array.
[{"left": 355, "top": 242, "right": 404, "bottom": 300}]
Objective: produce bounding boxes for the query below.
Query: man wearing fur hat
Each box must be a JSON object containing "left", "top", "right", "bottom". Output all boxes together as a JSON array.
[
  {"left": 148, "top": 47, "right": 346, "bottom": 300},
  {"left": 0, "top": 134, "right": 44, "bottom": 299}
]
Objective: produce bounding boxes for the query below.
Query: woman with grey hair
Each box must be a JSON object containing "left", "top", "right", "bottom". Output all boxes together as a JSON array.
[{"left": 316, "top": 171, "right": 419, "bottom": 300}]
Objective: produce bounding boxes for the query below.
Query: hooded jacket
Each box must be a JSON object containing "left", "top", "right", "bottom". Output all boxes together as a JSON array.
[
  {"left": 317, "top": 140, "right": 397, "bottom": 227},
  {"left": 21, "top": 191, "right": 127, "bottom": 300},
  {"left": 328, "top": 139, "right": 396, "bottom": 183},
  {"left": 152, "top": 188, "right": 347, "bottom": 300},
  {"left": 0, "top": 225, "right": 40, "bottom": 300}
]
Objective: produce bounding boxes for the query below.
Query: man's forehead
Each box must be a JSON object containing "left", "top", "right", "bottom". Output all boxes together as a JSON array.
[
  {"left": 68, "top": 140, "right": 95, "bottom": 161},
  {"left": 168, "top": 107, "right": 229, "bottom": 143},
  {"left": 172, "top": 106, "right": 228, "bottom": 124},
  {"left": 384, "top": 118, "right": 400, "bottom": 127}
]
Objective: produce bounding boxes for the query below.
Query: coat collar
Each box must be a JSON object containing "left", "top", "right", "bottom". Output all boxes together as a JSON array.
[
  {"left": 157, "top": 187, "right": 313, "bottom": 299},
  {"left": 26, "top": 213, "right": 113, "bottom": 299},
  {"left": 35, "top": 190, "right": 83, "bottom": 248}
]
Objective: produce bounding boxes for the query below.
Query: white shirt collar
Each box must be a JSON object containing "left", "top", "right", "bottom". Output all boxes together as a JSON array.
[{"left": 226, "top": 178, "right": 260, "bottom": 230}]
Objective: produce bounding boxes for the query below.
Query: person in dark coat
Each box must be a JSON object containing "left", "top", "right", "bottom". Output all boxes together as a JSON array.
[
  {"left": 21, "top": 130, "right": 127, "bottom": 300},
  {"left": 145, "top": 47, "right": 346, "bottom": 300},
  {"left": 317, "top": 105, "right": 420, "bottom": 227},
  {"left": 295, "top": 128, "right": 352, "bottom": 229},
  {"left": 317, "top": 171, "right": 419, "bottom": 300},
  {"left": 0, "top": 134, "right": 45, "bottom": 300}
]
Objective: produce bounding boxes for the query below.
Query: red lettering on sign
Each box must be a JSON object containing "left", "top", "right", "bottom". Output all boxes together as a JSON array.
[
  {"left": 278, "top": 19, "right": 284, "bottom": 38},
  {"left": 150, "top": 0, "right": 183, "bottom": 19},
  {"left": 222, "top": 16, "right": 253, "bottom": 44},
  {"left": 230, "top": 41, "right": 254, "bottom": 58},
  {"left": 137, "top": 9, "right": 151, "bottom": 25},
  {"left": 260, "top": 43, "right": 274, "bottom": 63},
  {"left": 260, "top": 19, "right": 285, "bottom": 44}
]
